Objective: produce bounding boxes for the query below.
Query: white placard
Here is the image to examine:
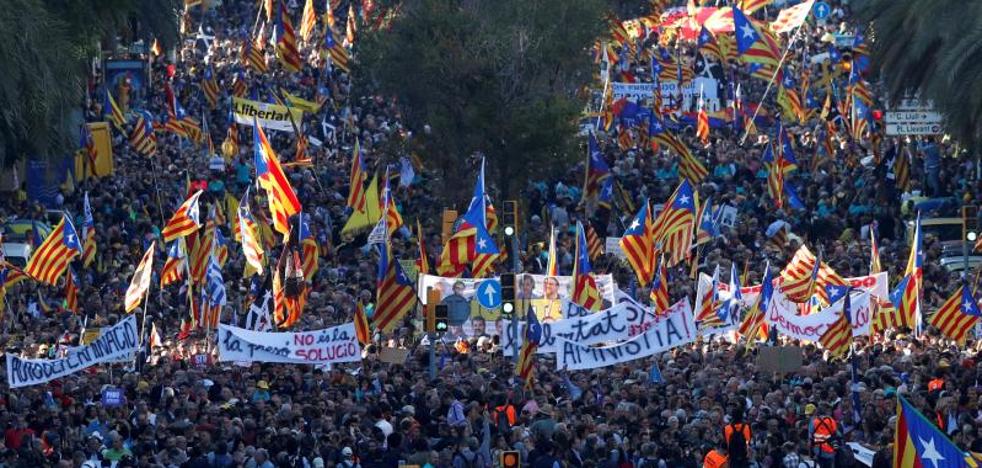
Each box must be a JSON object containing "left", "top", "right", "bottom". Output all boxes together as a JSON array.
[
  {"left": 7, "top": 315, "right": 139, "bottom": 388},
  {"left": 217, "top": 322, "right": 362, "bottom": 365}
]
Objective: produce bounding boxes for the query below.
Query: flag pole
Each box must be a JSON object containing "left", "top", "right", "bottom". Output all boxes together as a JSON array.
[
  {"left": 139, "top": 241, "right": 156, "bottom": 348},
  {"left": 738, "top": 20, "right": 810, "bottom": 146}
]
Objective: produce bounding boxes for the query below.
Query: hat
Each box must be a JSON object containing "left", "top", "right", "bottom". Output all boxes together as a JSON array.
[
  {"left": 341, "top": 447, "right": 353, "bottom": 457},
  {"left": 401, "top": 405, "right": 415, "bottom": 416},
  {"left": 939, "top": 360, "right": 951, "bottom": 369},
  {"left": 137, "top": 381, "right": 150, "bottom": 392},
  {"left": 804, "top": 404, "right": 817, "bottom": 415},
  {"left": 257, "top": 380, "right": 270, "bottom": 389}
]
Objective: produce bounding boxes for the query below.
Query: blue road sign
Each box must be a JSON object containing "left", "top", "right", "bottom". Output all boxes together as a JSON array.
[
  {"left": 813, "top": 2, "right": 831, "bottom": 20},
  {"left": 476, "top": 279, "right": 502, "bottom": 309}
]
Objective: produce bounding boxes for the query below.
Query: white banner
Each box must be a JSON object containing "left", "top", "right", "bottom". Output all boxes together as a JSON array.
[
  {"left": 417, "top": 274, "right": 616, "bottom": 337},
  {"left": 7, "top": 315, "right": 139, "bottom": 388},
  {"left": 611, "top": 83, "right": 658, "bottom": 101},
  {"left": 764, "top": 290, "right": 873, "bottom": 342},
  {"left": 217, "top": 323, "right": 362, "bottom": 365},
  {"left": 706, "top": 271, "right": 889, "bottom": 306},
  {"left": 231, "top": 97, "right": 304, "bottom": 132},
  {"left": 502, "top": 290, "right": 668, "bottom": 356},
  {"left": 556, "top": 298, "right": 696, "bottom": 370}
]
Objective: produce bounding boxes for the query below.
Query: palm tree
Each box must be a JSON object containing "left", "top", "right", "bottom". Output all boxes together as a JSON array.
[
  {"left": 853, "top": 0, "right": 982, "bottom": 147},
  {"left": 0, "top": 0, "right": 180, "bottom": 167}
]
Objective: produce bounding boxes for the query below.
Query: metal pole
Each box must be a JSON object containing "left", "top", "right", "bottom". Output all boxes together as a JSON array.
[{"left": 428, "top": 332, "right": 436, "bottom": 380}]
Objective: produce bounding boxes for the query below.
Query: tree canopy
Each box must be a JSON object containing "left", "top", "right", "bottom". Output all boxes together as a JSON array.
[
  {"left": 853, "top": 0, "right": 982, "bottom": 147},
  {"left": 0, "top": 0, "right": 181, "bottom": 167},
  {"left": 356, "top": 0, "right": 606, "bottom": 200}
]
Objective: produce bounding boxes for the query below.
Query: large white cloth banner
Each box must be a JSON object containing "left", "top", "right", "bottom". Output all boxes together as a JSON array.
[
  {"left": 7, "top": 315, "right": 139, "bottom": 388},
  {"left": 217, "top": 323, "right": 362, "bottom": 365},
  {"left": 764, "top": 290, "right": 873, "bottom": 342},
  {"left": 503, "top": 290, "right": 672, "bottom": 356},
  {"left": 555, "top": 298, "right": 696, "bottom": 370}
]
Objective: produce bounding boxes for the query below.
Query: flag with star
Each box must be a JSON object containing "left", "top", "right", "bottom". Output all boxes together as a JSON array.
[
  {"left": 894, "top": 395, "right": 977, "bottom": 467},
  {"left": 892, "top": 212, "right": 923, "bottom": 332},
  {"left": 619, "top": 200, "right": 656, "bottom": 286},
  {"left": 928, "top": 284, "right": 981, "bottom": 344},
  {"left": 733, "top": 6, "right": 780, "bottom": 68},
  {"left": 651, "top": 179, "right": 696, "bottom": 267},
  {"left": 584, "top": 134, "right": 614, "bottom": 208},
  {"left": 25, "top": 215, "right": 81, "bottom": 285}
]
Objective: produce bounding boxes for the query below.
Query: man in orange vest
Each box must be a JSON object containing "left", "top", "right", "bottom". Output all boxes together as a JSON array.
[
  {"left": 703, "top": 439, "right": 728, "bottom": 468},
  {"left": 807, "top": 402, "right": 839, "bottom": 468}
]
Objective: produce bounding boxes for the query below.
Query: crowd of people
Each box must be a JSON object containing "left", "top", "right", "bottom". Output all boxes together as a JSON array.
[{"left": 0, "top": 0, "right": 980, "bottom": 466}]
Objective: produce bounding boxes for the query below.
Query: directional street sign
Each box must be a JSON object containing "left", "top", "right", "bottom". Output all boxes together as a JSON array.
[
  {"left": 885, "top": 123, "right": 943, "bottom": 136},
  {"left": 476, "top": 279, "right": 502, "bottom": 309},
  {"left": 885, "top": 99, "right": 943, "bottom": 135},
  {"left": 813, "top": 1, "right": 831, "bottom": 20}
]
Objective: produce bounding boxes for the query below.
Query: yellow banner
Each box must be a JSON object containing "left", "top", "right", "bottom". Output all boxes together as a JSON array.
[
  {"left": 87, "top": 122, "right": 114, "bottom": 178},
  {"left": 232, "top": 97, "right": 304, "bottom": 132},
  {"left": 282, "top": 90, "right": 322, "bottom": 113}
]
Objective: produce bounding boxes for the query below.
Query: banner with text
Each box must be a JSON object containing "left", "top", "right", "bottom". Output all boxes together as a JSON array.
[
  {"left": 7, "top": 315, "right": 139, "bottom": 388},
  {"left": 503, "top": 290, "right": 668, "bottom": 356},
  {"left": 704, "top": 271, "right": 889, "bottom": 306},
  {"left": 764, "top": 290, "right": 872, "bottom": 342},
  {"left": 556, "top": 298, "right": 696, "bottom": 370},
  {"left": 232, "top": 97, "right": 304, "bottom": 132},
  {"left": 217, "top": 322, "right": 361, "bottom": 365}
]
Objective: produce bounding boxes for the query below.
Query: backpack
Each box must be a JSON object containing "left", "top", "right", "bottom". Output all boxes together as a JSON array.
[
  {"left": 493, "top": 407, "right": 511, "bottom": 435},
  {"left": 727, "top": 423, "right": 749, "bottom": 465},
  {"left": 834, "top": 444, "right": 857, "bottom": 467}
]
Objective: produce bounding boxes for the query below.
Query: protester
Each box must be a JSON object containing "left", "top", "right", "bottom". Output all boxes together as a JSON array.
[{"left": 1, "top": 0, "right": 982, "bottom": 467}]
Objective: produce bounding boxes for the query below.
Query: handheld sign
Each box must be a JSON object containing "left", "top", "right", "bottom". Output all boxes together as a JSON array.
[
  {"left": 476, "top": 279, "right": 502, "bottom": 309},
  {"left": 101, "top": 387, "right": 125, "bottom": 407}
]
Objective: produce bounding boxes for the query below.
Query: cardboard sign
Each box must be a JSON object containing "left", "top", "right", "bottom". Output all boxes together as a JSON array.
[
  {"left": 757, "top": 346, "right": 803, "bottom": 374},
  {"left": 379, "top": 347, "right": 409, "bottom": 364}
]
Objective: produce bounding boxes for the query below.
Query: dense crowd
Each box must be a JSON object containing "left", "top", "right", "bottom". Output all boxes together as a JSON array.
[{"left": 0, "top": 0, "right": 980, "bottom": 466}]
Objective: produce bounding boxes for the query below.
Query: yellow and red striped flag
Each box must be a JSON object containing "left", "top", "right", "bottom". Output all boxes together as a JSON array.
[
  {"left": 124, "top": 242, "right": 156, "bottom": 313},
  {"left": 373, "top": 238, "right": 417, "bottom": 333},
  {"left": 82, "top": 192, "right": 97, "bottom": 268},
  {"left": 300, "top": 0, "right": 318, "bottom": 41},
  {"left": 546, "top": 226, "right": 559, "bottom": 276},
  {"left": 415, "top": 220, "right": 429, "bottom": 275},
  {"left": 253, "top": 119, "right": 302, "bottom": 237},
  {"left": 162, "top": 190, "right": 204, "bottom": 243},
  {"left": 585, "top": 223, "right": 604, "bottom": 261},
  {"left": 160, "top": 240, "right": 187, "bottom": 287},
  {"left": 299, "top": 212, "right": 319, "bottom": 279},
  {"left": 571, "top": 221, "right": 602, "bottom": 312},
  {"left": 515, "top": 305, "right": 542, "bottom": 385},
  {"left": 64, "top": 268, "right": 79, "bottom": 313},
  {"left": 649, "top": 257, "right": 669, "bottom": 313},
  {"left": 928, "top": 285, "right": 981, "bottom": 343},
  {"left": 276, "top": 1, "right": 303, "bottom": 73},
  {"left": 238, "top": 197, "right": 265, "bottom": 276},
  {"left": 346, "top": 140, "right": 368, "bottom": 212},
  {"left": 354, "top": 302, "right": 371, "bottom": 346},
  {"left": 870, "top": 228, "right": 882, "bottom": 274},
  {"left": 25, "top": 215, "right": 81, "bottom": 285},
  {"left": 818, "top": 290, "right": 853, "bottom": 359}
]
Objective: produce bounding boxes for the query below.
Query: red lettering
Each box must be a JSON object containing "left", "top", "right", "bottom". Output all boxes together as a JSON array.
[{"left": 294, "top": 334, "right": 314, "bottom": 346}]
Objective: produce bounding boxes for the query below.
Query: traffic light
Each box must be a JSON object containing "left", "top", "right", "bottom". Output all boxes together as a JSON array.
[
  {"left": 500, "top": 273, "right": 516, "bottom": 316},
  {"left": 503, "top": 200, "right": 519, "bottom": 237},
  {"left": 434, "top": 304, "right": 449, "bottom": 333},
  {"left": 501, "top": 450, "right": 520, "bottom": 468}
]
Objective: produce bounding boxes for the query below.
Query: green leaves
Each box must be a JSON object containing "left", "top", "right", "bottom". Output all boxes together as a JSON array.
[
  {"left": 0, "top": 0, "right": 180, "bottom": 166},
  {"left": 357, "top": 0, "right": 605, "bottom": 199},
  {"left": 854, "top": 0, "right": 982, "bottom": 147}
]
